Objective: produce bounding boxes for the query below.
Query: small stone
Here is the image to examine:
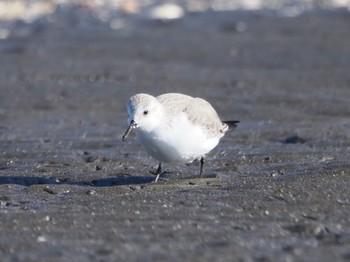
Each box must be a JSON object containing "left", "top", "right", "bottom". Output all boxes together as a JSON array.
[
  {"left": 270, "top": 170, "right": 285, "bottom": 177},
  {"left": 283, "top": 135, "right": 306, "bottom": 144},
  {"left": 129, "top": 185, "right": 142, "bottom": 190},
  {"left": 264, "top": 156, "right": 271, "bottom": 162},
  {"left": 85, "top": 156, "right": 96, "bottom": 163},
  {"left": 42, "top": 187, "right": 57, "bottom": 194},
  {"left": 283, "top": 224, "right": 328, "bottom": 236},
  {"left": 320, "top": 156, "right": 335, "bottom": 163},
  {"left": 86, "top": 190, "right": 97, "bottom": 195},
  {"left": 37, "top": 236, "right": 47, "bottom": 242}
]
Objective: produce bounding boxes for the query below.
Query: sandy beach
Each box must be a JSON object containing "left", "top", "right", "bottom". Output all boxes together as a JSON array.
[{"left": 0, "top": 6, "right": 350, "bottom": 261}]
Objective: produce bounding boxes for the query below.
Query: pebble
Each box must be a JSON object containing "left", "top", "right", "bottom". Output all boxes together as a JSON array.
[{"left": 270, "top": 170, "right": 285, "bottom": 177}]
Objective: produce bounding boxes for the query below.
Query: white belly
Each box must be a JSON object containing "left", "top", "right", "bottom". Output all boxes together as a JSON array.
[{"left": 135, "top": 115, "right": 222, "bottom": 163}]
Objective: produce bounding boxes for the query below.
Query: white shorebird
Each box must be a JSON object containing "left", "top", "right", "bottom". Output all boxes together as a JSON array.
[{"left": 122, "top": 93, "right": 239, "bottom": 182}]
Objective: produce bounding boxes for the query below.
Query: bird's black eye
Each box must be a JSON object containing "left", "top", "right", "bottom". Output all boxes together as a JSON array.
[{"left": 143, "top": 110, "right": 148, "bottom": 115}]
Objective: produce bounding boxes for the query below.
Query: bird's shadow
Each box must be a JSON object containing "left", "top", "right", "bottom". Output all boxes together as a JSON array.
[{"left": 0, "top": 175, "right": 155, "bottom": 187}]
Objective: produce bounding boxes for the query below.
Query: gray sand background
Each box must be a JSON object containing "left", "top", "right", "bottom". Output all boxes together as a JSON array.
[{"left": 0, "top": 3, "right": 350, "bottom": 262}]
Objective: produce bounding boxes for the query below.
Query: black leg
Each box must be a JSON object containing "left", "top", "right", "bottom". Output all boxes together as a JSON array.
[
  {"left": 199, "top": 157, "right": 204, "bottom": 177},
  {"left": 154, "top": 162, "right": 162, "bottom": 182},
  {"left": 156, "top": 162, "right": 162, "bottom": 174}
]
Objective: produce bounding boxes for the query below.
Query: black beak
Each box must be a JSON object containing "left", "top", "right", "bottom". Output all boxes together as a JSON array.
[{"left": 122, "top": 120, "right": 137, "bottom": 141}]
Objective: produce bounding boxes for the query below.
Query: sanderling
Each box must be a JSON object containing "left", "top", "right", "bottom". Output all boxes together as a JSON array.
[{"left": 122, "top": 93, "right": 239, "bottom": 182}]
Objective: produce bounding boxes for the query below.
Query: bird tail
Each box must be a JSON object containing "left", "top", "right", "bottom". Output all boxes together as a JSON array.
[
  {"left": 224, "top": 120, "right": 240, "bottom": 129},
  {"left": 221, "top": 120, "right": 239, "bottom": 133}
]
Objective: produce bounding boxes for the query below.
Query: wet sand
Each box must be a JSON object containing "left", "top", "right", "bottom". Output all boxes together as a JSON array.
[{"left": 1, "top": 10, "right": 350, "bottom": 261}]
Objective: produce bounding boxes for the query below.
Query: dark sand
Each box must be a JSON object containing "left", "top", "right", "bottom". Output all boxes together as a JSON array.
[{"left": 1, "top": 10, "right": 350, "bottom": 261}]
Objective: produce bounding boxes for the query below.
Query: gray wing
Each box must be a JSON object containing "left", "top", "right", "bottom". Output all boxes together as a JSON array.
[
  {"left": 156, "top": 93, "right": 227, "bottom": 137},
  {"left": 182, "top": 97, "right": 227, "bottom": 137}
]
